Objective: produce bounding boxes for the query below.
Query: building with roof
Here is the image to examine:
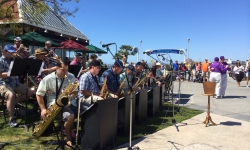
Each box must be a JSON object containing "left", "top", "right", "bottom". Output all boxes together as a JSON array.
[{"left": 0, "top": 0, "right": 89, "bottom": 60}]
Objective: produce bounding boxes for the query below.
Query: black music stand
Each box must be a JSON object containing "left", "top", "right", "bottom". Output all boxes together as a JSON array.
[
  {"left": 8, "top": 58, "right": 43, "bottom": 132},
  {"left": 68, "top": 65, "right": 82, "bottom": 78}
]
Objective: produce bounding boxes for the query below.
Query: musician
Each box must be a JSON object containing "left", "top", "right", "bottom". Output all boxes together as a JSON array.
[
  {"left": 100, "top": 60, "right": 124, "bottom": 98},
  {"left": 13, "top": 37, "right": 30, "bottom": 58},
  {"left": 30, "top": 48, "right": 56, "bottom": 78},
  {"left": 147, "top": 66, "right": 161, "bottom": 87},
  {"left": 119, "top": 65, "right": 136, "bottom": 95},
  {"left": 155, "top": 62, "right": 164, "bottom": 81},
  {"left": 0, "top": 45, "right": 33, "bottom": 127},
  {"left": 86, "top": 54, "right": 98, "bottom": 67},
  {"left": 79, "top": 60, "right": 103, "bottom": 104},
  {"left": 36, "top": 60, "right": 77, "bottom": 146},
  {"left": 44, "top": 41, "right": 58, "bottom": 67},
  {"left": 135, "top": 62, "right": 144, "bottom": 78},
  {"left": 70, "top": 53, "right": 83, "bottom": 66}
]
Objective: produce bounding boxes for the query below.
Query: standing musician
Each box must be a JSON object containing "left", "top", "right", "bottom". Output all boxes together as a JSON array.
[
  {"left": 36, "top": 60, "right": 77, "bottom": 146},
  {"left": 100, "top": 60, "right": 124, "bottom": 98},
  {"left": 119, "top": 65, "right": 136, "bottom": 95},
  {"left": 78, "top": 60, "right": 104, "bottom": 104},
  {"left": 13, "top": 37, "right": 30, "bottom": 59},
  {"left": 44, "top": 41, "right": 59, "bottom": 67},
  {"left": 0, "top": 45, "right": 33, "bottom": 127}
]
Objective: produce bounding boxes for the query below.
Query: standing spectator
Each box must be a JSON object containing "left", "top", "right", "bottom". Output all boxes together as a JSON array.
[
  {"left": 245, "top": 61, "right": 250, "bottom": 87},
  {"left": 201, "top": 59, "right": 210, "bottom": 82},
  {"left": 187, "top": 62, "right": 192, "bottom": 81},
  {"left": 172, "top": 60, "right": 179, "bottom": 72},
  {"left": 219, "top": 56, "right": 231, "bottom": 98},
  {"left": 191, "top": 61, "right": 196, "bottom": 81},
  {"left": 233, "top": 61, "right": 245, "bottom": 87}
]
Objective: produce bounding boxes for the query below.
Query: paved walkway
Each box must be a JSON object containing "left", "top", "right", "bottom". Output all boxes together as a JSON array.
[{"left": 117, "top": 76, "right": 250, "bottom": 150}]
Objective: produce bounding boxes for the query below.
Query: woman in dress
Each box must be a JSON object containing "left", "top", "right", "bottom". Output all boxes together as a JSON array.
[{"left": 233, "top": 61, "right": 245, "bottom": 87}]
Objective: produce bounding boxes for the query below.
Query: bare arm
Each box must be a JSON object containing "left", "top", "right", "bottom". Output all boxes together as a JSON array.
[
  {"left": 36, "top": 94, "right": 47, "bottom": 119},
  {"left": 0, "top": 72, "right": 9, "bottom": 78}
]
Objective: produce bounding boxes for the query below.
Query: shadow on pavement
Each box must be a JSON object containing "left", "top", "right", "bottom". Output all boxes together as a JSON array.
[
  {"left": 219, "top": 121, "right": 242, "bottom": 126},
  {"left": 224, "top": 96, "right": 247, "bottom": 99}
]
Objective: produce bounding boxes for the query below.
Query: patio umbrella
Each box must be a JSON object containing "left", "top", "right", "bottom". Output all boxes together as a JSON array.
[
  {"left": 59, "top": 40, "right": 89, "bottom": 50},
  {"left": 86, "top": 44, "right": 107, "bottom": 54},
  {"left": 5, "top": 32, "right": 60, "bottom": 46}
]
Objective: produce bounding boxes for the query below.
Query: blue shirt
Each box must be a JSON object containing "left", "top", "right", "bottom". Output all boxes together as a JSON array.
[
  {"left": 172, "top": 63, "right": 179, "bottom": 71},
  {"left": 100, "top": 69, "right": 120, "bottom": 93},
  {"left": 79, "top": 71, "right": 100, "bottom": 97},
  {"left": 0, "top": 56, "right": 19, "bottom": 87},
  {"left": 119, "top": 72, "right": 133, "bottom": 91}
]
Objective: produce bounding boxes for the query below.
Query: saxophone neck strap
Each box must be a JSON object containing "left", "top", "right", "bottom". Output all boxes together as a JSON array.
[
  {"left": 55, "top": 72, "right": 65, "bottom": 100},
  {"left": 91, "top": 73, "right": 101, "bottom": 90}
]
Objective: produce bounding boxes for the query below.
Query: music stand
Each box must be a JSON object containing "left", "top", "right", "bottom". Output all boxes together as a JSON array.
[
  {"left": 8, "top": 58, "right": 43, "bottom": 132},
  {"left": 68, "top": 65, "right": 82, "bottom": 78}
]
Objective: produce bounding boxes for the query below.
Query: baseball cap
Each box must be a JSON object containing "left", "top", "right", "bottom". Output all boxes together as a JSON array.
[
  {"left": 114, "top": 60, "right": 124, "bottom": 68},
  {"left": 4, "top": 44, "right": 16, "bottom": 53},
  {"left": 75, "top": 53, "right": 82, "bottom": 57},
  {"left": 126, "top": 65, "right": 136, "bottom": 73},
  {"left": 220, "top": 56, "right": 225, "bottom": 59},
  {"left": 14, "top": 37, "right": 22, "bottom": 41},
  {"left": 89, "top": 60, "right": 102, "bottom": 67},
  {"left": 214, "top": 57, "right": 219, "bottom": 61}
]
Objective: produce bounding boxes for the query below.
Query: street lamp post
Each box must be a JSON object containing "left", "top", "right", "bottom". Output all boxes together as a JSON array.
[
  {"left": 188, "top": 38, "right": 190, "bottom": 60},
  {"left": 139, "top": 40, "right": 142, "bottom": 62}
]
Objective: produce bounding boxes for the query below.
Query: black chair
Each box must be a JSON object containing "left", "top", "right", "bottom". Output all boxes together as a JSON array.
[{"left": 0, "top": 96, "right": 7, "bottom": 122}]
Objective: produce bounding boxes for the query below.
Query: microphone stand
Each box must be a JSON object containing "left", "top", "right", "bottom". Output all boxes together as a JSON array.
[{"left": 104, "top": 45, "right": 140, "bottom": 150}]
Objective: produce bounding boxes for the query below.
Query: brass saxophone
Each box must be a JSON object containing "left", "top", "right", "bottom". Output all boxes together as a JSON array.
[
  {"left": 28, "top": 76, "right": 39, "bottom": 89},
  {"left": 33, "top": 75, "right": 78, "bottom": 137},
  {"left": 100, "top": 76, "right": 108, "bottom": 99},
  {"left": 117, "top": 78, "right": 126, "bottom": 97}
]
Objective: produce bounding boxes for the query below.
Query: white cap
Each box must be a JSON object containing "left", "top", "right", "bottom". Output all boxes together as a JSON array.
[
  {"left": 14, "top": 37, "right": 22, "bottom": 41},
  {"left": 156, "top": 62, "right": 161, "bottom": 66}
]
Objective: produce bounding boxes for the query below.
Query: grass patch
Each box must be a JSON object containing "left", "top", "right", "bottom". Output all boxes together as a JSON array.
[{"left": 0, "top": 102, "right": 202, "bottom": 150}]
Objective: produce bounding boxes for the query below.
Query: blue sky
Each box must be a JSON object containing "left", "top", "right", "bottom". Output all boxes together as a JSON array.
[{"left": 65, "top": 0, "right": 250, "bottom": 64}]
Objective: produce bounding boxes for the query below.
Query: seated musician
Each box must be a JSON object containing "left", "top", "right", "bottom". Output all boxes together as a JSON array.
[
  {"left": 79, "top": 60, "right": 104, "bottom": 104},
  {"left": 36, "top": 60, "right": 77, "bottom": 146},
  {"left": 147, "top": 66, "right": 161, "bottom": 87},
  {"left": 100, "top": 60, "right": 124, "bottom": 98},
  {"left": 135, "top": 62, "right": 144, "bottom": 78},
  {"left": 70, "top": 53, "right": 88, "bottom": 75},
  {"left": 44, "top": 41, "right": 58, "bottom": 67},
  {"left": 13, "top": 37, "right": 30, "bottom": 58},
  {"left": 0, "top": 45, "right": 33, "bottom": 127},
  {"left": 119, "top": 65, "right": 136, "bottom": 95},
  {"left": 30, "top": 48, "right": 56, "bottom": 77}
]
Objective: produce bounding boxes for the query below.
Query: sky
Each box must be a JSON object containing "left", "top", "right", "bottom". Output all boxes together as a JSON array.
[{"left": 64, "top": 0, "right": 250, "bottom": 65}]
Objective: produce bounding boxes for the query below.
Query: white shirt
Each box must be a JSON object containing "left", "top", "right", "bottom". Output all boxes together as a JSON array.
[
  {"left": 233, "top": 66, "right": 244, "bottom": 74},
  {"left": 36, "top": 72, "right": 76, "bottom": 107}
]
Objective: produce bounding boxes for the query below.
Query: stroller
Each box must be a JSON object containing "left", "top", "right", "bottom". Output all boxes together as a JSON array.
[{"left": 193, "top": 70, "right": 203, "bottom": 83}]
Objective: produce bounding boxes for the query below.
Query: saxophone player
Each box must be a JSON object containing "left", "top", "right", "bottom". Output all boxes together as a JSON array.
[
  {"left": 78, "top": 60, "right": 104, "bottom": 104},
  {"left": 36, "top": 60, "right": 77, "bottom": 147},
  {"left": 100, "top": 60, "right": 124, "bottom": 98},
  {"left": 13, "top": 37, "right": 30, "bottom": 58},
  {"left": 119, "top": 65, "right": 136, "bottom": 95}
]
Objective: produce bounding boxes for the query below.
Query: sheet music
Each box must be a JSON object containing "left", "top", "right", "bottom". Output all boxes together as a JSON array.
[
  {"left": 38, "top": 62, "right": 44, "bottom": 76},
  {"left": 7, "top": 61, "right": 14, "bottom": 76}
]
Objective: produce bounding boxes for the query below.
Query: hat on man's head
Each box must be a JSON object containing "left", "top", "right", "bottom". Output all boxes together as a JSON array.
[
  {"left": 114, "top": 60, "right": 124, "bottom": 68},
  {"left": 220, "top": 56, "right": 225, "bottom": 59},
  {"left": 89, "top": 60, "right": 102, "bottom": 67},
  {"left": 214, "top": 57, "right": 219, "bottom": 61},
  {"left": 35, "top": 48, "right": 47, "bottom": 55},
  {"left": 45, "top": 41, "right": 51, "bottom": 45},
  {"left": 4, "top": 44, "right": 15, "bottom": 53},
  {"left": 14, "top": 37, "right": 22, "bottom": 41},
  {"left": 126, "top": 65, "right": 136, "bottom": 73},
  {"left": 75, "top": 53, "right": 82, "bottom": 57},
  {"left": 156, "top": 62, "right": 161, "bottom": 66},
  {"left": 205, "top": 58, "right": 208, "bottom": 60}
]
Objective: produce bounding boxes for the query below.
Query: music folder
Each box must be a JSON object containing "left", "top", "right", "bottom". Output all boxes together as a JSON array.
[
  {"left": 68, "top": 65, "right": 82, "bottom": 78},
  {"left": 7, "top": 58, "right": 43, "bottom": 76}
]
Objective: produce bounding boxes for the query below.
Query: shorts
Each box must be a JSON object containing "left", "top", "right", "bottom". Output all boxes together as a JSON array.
[
  {"left": 0, "top": 84, "right": 28, "bottom": 100},
  {"left": 202, "top": 72, "right": 209, "bottom": 78},
  {"left": 79, "top": 95, "right": 103, "bottom": 105}
]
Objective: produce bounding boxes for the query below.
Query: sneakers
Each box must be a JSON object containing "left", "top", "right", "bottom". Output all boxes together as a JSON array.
[
  {"left": 215, "top": 96, "right": 220, "bottom": 99},
  {"left": 9, "top": 118, "right": 18, "bottom": 128}
]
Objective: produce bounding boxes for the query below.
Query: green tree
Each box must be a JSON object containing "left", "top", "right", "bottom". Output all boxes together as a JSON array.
[
  {"left": 0, "top": 0, "right": 79, "bottom": 21},
  {"left": 114, "top": 45, "right": 136, "bottom": 59}
]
